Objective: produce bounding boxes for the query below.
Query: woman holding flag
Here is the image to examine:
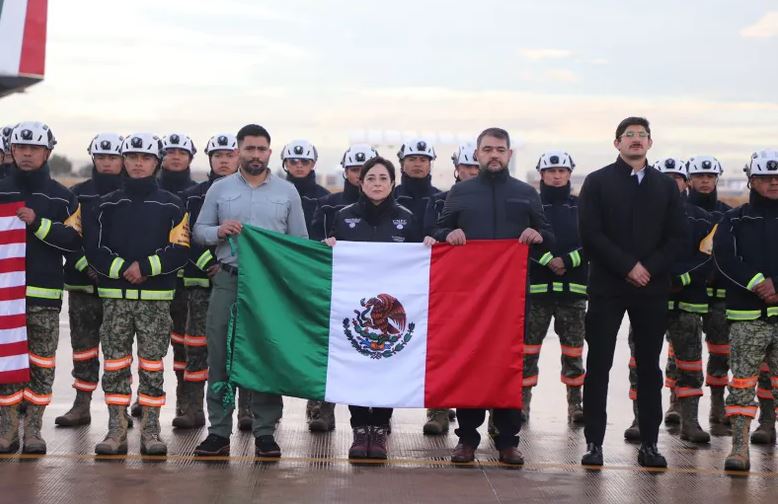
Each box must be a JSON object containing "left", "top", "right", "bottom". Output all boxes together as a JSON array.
[{"left": 324, "top": 156, "right": 436, "bottom": 460}]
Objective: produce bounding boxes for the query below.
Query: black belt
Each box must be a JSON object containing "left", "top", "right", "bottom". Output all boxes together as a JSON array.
[{"left": 220, "top": 263, "right": 238, "bottom": 276}]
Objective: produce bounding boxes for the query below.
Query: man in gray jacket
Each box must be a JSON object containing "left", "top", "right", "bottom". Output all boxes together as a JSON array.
[
  {"left": 435, "top": 127, "right": 554, "bottom": 465},
  {"left": 191, "top": 124, "right": 307, "bottom": 459}
]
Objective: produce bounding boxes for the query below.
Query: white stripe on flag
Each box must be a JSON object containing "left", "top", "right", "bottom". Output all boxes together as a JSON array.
[
  {"left": 0, "top": 299, "right": 25, "bottom": 317},
  {"left": 0, "top": 271, "right": 25, "bottom": 287},
  {"left": 0, "top": 243, "right": 25, "bottom": 259},
  {"left": 0, "top": 0, "right": 28, "bottom": 75},
  {"left": 325, "top": 242, "right": 431, "bottom": 408},
  {"left": 0, "top": 354, "right": 29, "bottom": 373},
  {"left": 0, "top": 216, "right": 25, "bottom": 231},
  {"left": 0, "top": 326, "right": 27, "bottom": 344}
]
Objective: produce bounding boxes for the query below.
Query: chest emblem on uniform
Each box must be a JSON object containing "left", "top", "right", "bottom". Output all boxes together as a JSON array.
[
  {"left": 343, "top": 293, "right": 415, "bottom": 360},
  {"left": 345, "top": 217, "right": 361, "bottom": 229},
  {"left": 393, "top": 219, "right": 407, "bottom": 230}
]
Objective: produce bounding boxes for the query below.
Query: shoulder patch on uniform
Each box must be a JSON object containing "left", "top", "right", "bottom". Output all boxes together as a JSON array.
[
  {"left": 699, "top": 223, "right": 717, "bottom": 256},
  {"left": 169, "top": 212, "right": 191, "bottom": 247},
  {"left": 64, "top": 204, "right": 82, "bottom": 235}
]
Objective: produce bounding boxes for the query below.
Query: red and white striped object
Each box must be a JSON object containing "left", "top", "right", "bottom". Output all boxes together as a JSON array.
[{"left": 0, "top": 202, "right": 28, "bottom": 384}]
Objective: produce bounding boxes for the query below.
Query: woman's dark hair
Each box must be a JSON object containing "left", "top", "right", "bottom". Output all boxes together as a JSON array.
[
  {"left": 236, "top": 124, "right": 271, "bottom": 145},
  {"left": 359, "top": 156, "right": 396, "bottom": 183},
  {"left": 615, "top": 117, "right": 651, "bottom": 139}
]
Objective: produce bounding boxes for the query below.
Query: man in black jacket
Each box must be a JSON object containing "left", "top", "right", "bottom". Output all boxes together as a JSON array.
[
  {"left": 436, "top": 127, "right": 554, "bottom": 466},
  {"left": 578, "top": 117, "right": 685, "bottom": 468},
  {"left": 394, "top": 137, "right": 440, "bottom": 239},
  {"left": 0, "top": 122, "right": 82, "bottom": 454},
  {"left": 282, "top": 139, "right": 330, "bottom": 238}
]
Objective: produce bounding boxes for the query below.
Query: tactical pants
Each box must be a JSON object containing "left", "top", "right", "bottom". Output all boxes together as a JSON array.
[
  {"left": 0, "top": 306, "right": 60, "bottom": 406},
  {"left": 206, "top": 269, "right": 283, "bottom": 438},
  {"left": 170, "top": 284, "right": 188, "bottom": 375},
  {"left": 183, "top": 287, "right": 209, "bottom": 383},
  {"left": 100, "top": 299, "right": 171, "bottom": 407},
  {"left": 703, "top": 301, "right": 730, "bottom": 388},
  {"left": 523, "top": 298, "right": 586, "bottom": 388},
  {"left": 67, "top": 292, "right": 102, "bottom": 393},
  {"left": 726, "top": 319, "right": 778, "bottom": 418},
  {"left": 349, "top": 406, "right": 392, "bottom": 428}
]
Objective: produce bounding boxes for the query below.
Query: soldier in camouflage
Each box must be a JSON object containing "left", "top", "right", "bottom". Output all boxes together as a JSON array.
[
  {"left": 713, "top": 149, "right": 778, "bottom": 471},
  {"left": 523, "top": 151, "right": 587, "bottom": 423},
  {"left": 85, "top": 133, "right": 189, "bottom": 455}
]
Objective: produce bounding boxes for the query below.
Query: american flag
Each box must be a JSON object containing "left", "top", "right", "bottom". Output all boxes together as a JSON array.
[{"left": 0, "top": 201, "right": 28, "bottom": 384}]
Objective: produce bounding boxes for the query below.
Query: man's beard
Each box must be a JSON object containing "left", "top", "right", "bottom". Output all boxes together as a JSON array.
[
  {"left": 241, "top": 160, "right": 267, "bottom": 176},
  {"left": 480, "top": 160, "right": 506, "bottom": 172}
]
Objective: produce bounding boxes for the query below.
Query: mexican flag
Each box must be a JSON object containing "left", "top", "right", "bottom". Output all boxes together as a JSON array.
[{"left": 228, "top": 226, "right": 528, "bottom": 409}]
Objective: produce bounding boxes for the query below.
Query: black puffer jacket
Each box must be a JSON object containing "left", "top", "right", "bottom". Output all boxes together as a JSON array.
[
  {"left": 310, "top": 180, "right": 360, "bottom": 241},
  {"left": 394, "top": 174, "right": 440, "bottom": 239},
  {"left": 668, "top": 197, "right": 714, "bottom": 312},
  {"left": 288, "top": 171, "right": 330, "bottom": 238},
  {"left": 180, "top": 174, "right": 222, "bottom": 288},
  {"left": 331, "top": 195, "right": 420, "bottom": 243},
  {"left": 688, "top": 188, "right": 732, "bottom": 301}
]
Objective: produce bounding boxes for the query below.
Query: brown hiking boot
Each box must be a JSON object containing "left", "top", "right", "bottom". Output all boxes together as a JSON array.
[
  {"left": 664, "top": 390, "right": 681, "bottom": 425},
  {"left": 679, "top": 396, "right": 710, "bottom": 443},
  {"left": 55, "top": 390, "right": 92, "bottom": 427},
  {"left": 140, "top": 407, "right": 167, "bottom": 456},
  {"left": 22, "top": 404, "right": 47, "bottom": 454},
  {"left": 348, "top": 427, "right": 370, "bottom": 459},
  {"left": 422, "top": 408, "right": 449, "bottom": 435},
  {"left": 368, "top": 426, "right": 388, "bottom": 459},
  {"left": 498, "top": 446, "right": 524, "bottom": 465},
  {"left": 624, "top": 400, "right": 641, "bottom": 441},
  {"left": 95, "top": 405, "right": 129, "bottom": 455},
  {"left": 725, "top": 415, "right": 751, "bottom": 471},
  {"left": 307, "top": 400, "right": 335, "bottom": 432},
  {"left": 750, "top": 398, "right": 776, "bottom": 445},
  {"left": 0, "top": 404, "right": 20, "bottom": 454},
  {"left": 567, "top": 386, "right": 584, "bottom": 424},
  {"left": 451, "top": 442, "right": 476, "bottom": 463},
  {"left": 237, "top": 388, "right": 253, "bottom": 431},
  {"left": 172, "top": 382, "right": 206, "bottom": 429}
]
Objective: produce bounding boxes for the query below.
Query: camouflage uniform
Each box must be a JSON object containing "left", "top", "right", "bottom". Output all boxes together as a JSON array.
[
  {"left": 726, "top": 320, "right": 778, "bottom": 417},
  {"left": 184, "top": 288, "right": 209, "bottom": 381},
  {"left": 100, "top": 300, "right": 172, "bottom": 403},
  {"left": 67, "top": 291, "right": 102, "bottom": 393},
  {"left": 628, "top": 329, "right": 679, "bottom": 402},
  {"left": 0, "top": 306, "right": 60, "bottom": 405},
  {"left": 170, "top": 282, "right": 188, "bottom": 404}
]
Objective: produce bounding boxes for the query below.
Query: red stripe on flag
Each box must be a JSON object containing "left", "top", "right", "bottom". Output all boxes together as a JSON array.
[
  {"left": 0, "top": 229, "right": 26, "bottom": 245},
  {"left": 425, "top": 240, "right": 527, "bottom": 409},
  {"left": 0, "top": 314, "right": 26, "bottom": 330},
  {"left": 0, "top": 202, "right": 25, "bottom": 218},
  {"left": 0, "top": 340, "right": 28, "bottom": 357},
  {"left": 18, "top": 0, "right": 48, "bottom": 77},
  {"left": 0, "top": 257, "right": 25, "bottom": 274},
  {"left": 0, "top": 369, "right": 30, "bottom": 384},
  {"left": 0, "top": 286, "right": 26, "bottom": 301}
]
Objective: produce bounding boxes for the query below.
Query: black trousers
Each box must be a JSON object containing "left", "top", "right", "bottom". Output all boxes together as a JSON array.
[
  {"left": 455, "top": 408, "right": 523, "bottom": 449},
  {"left": 349, "top": 406, "right": 393, "bottom": 428},
  {"left": 583, "top": 294, "right": 667, "bottom": 445}
]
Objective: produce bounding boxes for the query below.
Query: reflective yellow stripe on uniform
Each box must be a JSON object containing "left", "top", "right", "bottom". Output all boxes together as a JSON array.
[
  {"left": 98, "top": 288, "right": 174, "bottom": 301},
  {"left": 677, "top": 302, "right": 708, "bottom": 314},
  {"left": 538, "top": 252, "right": 553, "bottom": 266},
  {"left": 26, "top": 286, "right": 62, "bottom": 300},
  {"left": 768, "top": 307, "right": 778, "bottom": 317},
  {"left": 64, "top": 284, "right": 94, "bottom": 294},
  {"left": 727, "top": 309, "right": 762, "bottom": 321},
  {"left": 148, "top": 255, "right": 162, "bottom": 276},
  {"left": 108, "top": 257, "right": 125, "bottom": 279},
  {"left": 552, "top": 282, "right": 564, "bottom": 292},
  {"left": 569, "top": 283, "right": 587, "bottom": 295},
  {"left": 75, "top": 256, "right": 89, "bottom": 272},
  {"left": 183, "top": 278, "right": 210, "bottom": 288},
  {"left": 747, "top": 272, "right": 766, "bottom": 291},
  {"left": 679, "top": 272, "right": 691, "bottom": 287},
  {"left": 569, "top": 250, "right": 581, "bottom": 268},
  {"left": 529, "top": 284, "right": 548, "bottom": 294},
  {"left": 33, "top": 218, "right": 52, "bottom": 240},
  {"left": 195, "top": 250, "right": 214, "bottom": 271}
]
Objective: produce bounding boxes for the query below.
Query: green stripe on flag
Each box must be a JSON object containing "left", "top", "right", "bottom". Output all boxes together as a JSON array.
[{"left": 231, "top": 225, "right": 333, "bottom": 401}]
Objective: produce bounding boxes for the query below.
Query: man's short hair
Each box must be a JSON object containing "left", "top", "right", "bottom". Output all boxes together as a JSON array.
[
  {"left": 237, "top": 124, "right": 271, "bottom": 145},
  {"left": 477, "top": 127, "right": 510, "bottom": 148},
  {"left": 615, "top": 117, "right": 651, "bottom": 139}
]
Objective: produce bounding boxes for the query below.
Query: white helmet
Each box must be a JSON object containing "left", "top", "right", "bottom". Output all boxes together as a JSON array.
[
  {"left": 397, "top": 137, "right": 436, "bottom": 161},
  {"left": 341, "top": 144, "right": 378, "bottom": 168},
  {"left": 451, "top": 142, "right": 478, "bottom": 167},
  {"left": 204, "top": 133, "right": 237, "bottom": 155},
  {"left": 161, "top": 132, "right": 196, "bottom": 156},
  {"left": 746, "top": 149, "right": 778, "bottom": 177},
  {"left": 0, "top": 135, "right": 7, "bottom": 154},
  {"left": 88, "top": 133, "right": 124, "bottom": 157},
  {"left": 535, "top": 150, "right": 575, "bottom": 171},
  {"left": 2, "top": 125, "right": 14, "bottom": 143},
  {"left": 687, "top": 155, "right": 723, "bottom": 176},
  {"left": 653, "top": 157, "right": 687, "bottom": 179},
  {"left": 121, "top": 133, "right": 163, "bottom": 159},
  {"left": 10, "top": 121, "right": 56, "bottom": 150},
  {"left": 281, "top": 139, "right": 318, "bottom": 163}
]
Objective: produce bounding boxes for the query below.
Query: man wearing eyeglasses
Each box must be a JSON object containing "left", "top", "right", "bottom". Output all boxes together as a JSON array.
[
  {"left": 578, "top": 117, "right": 685, "bottom": 468},
  {"left": 281, "top": 140, "right": 329, "bottom": 238}
]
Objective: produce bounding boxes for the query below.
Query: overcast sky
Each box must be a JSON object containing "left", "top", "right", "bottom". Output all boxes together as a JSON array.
[{"left": 1, "top": 0, "right": 777, "bottom": 186}]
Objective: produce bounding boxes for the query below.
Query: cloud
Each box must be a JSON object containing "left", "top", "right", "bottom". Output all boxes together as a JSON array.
[
  {"left": 519, "top": 48, "right": 573, "bottom": 61},
  {"left": 740, "top": 12, "right": 778, "bottom": 38}
]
